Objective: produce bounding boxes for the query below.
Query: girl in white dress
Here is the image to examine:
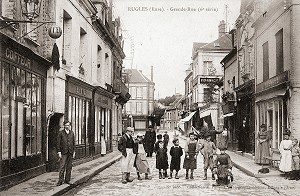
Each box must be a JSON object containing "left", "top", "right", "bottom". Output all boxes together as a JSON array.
[{"left": 279, "top": 132, "right": 292, "bottom": 178}]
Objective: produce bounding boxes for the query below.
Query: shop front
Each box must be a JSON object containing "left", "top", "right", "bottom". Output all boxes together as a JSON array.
[
  {"left": 235, "top": 79, "right": 255, "bottom": 154},
  {"left": 255, "top": 71, "right": 289, "bottom": 152},
  {"left": 0, "top": 33, "right": 50, "bottom": 189},
  {"left": 65, "top": 76, "right": 94, "bottom": 160},
  {"left": 93, "top": 86, "right": 114, "bottom": 155}
]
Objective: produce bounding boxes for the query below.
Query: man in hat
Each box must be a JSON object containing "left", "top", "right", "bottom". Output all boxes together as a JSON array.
[
  {"left": 145, "top": 127, "right": 156, "bottom": 157},
  {"left": 213, "top": 146, "right": 233, "bottom": 188},
  {"left": 118, "top": 127, "right": 137, "bottom": 183},
  {"left": 198, "top": 133, "right": 217, "bottom": 180}
]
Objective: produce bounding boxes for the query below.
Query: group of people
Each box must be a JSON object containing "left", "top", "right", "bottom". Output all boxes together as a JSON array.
[{"left": 118, "top": 127, "right": 233, "bottom": 188}]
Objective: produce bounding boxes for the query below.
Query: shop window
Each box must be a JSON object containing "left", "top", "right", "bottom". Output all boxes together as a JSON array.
[{"left": 135, "top": 121, "right": 146, "bottom": 129}]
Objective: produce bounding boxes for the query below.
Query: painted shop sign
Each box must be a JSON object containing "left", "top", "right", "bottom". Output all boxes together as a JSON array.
[
  {"left": 200, "top": 77, "right": 219, "bottom": 84},
  {"left": 256, "top": 71, "right": 288, "bottom": 93},
  {"left": 4, "top": 47, "right": 31, "bottom": 68},
  {"left": 94, "top": 93, "right": 112, "bottom": 109},
  {"left": 68, "top": 83, "right": 93, "bottom": 99}
]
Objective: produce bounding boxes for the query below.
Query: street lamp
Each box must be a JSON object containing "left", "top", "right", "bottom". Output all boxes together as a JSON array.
[{"left": 21, "top": 0, "right": 42, "bottom": 21}]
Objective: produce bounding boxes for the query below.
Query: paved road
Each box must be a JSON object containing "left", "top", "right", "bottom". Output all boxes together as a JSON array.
[{"left": 63, "top": 130, "right": 281, "bottom": 196}]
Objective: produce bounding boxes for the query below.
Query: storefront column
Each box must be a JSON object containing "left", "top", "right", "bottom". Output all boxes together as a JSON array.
[{"left": 289, "top": 0, "right": 300, "bottom": 138}]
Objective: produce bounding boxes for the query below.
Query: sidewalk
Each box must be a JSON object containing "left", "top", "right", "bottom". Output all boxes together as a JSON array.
[
  {"left": 1, "top": 150, "right": 122, "bottom": 196},
  {"left": 179, "top": 134, "right": 300, "bottom": 196}
]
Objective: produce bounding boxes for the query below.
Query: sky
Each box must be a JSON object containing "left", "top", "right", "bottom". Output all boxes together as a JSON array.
[{"left": 113, "top": 0, "right": 241, "bottom": 99}]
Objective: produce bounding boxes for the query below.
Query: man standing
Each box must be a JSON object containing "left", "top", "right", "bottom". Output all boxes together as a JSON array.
[
  {"left": 145, "top": 128, "right": 156, "bottom": 157},
  {"left": 209, "top": 126, "right": 223, "bottom": 145},
  {"left": 56, "top": 121, "right": 75, "bottom": 186},
  {"left": 118, "top": 127, "right": 136, "bottom": 184},
  {"left": 238, "top": 118, "right": 249, "bottom": 153}
]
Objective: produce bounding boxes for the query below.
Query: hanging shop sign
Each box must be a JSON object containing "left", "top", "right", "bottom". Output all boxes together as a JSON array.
[{"left": 200, "top": 77, "right": 219, "bottom": 84}]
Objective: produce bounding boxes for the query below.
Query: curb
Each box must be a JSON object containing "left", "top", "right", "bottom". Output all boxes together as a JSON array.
[{"left": 44, "top": 155, "right": 122, "bottom": 196}]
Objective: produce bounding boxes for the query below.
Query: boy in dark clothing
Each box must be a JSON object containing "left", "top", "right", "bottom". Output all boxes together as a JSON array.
[
  {"left": 155, "top": 141, "right": 168, "bottom": 179},
  {"left": 169, "top": 138, "right": 183, "bottom": 179}
]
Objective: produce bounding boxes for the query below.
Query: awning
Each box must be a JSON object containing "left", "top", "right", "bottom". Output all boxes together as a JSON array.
[
  {"left": 223, "top": 112, "right": 234, "bottom": 118},
  {"left": 199, "top": 110, "right": 211, "bottom": 118},
  {"left": 181, "top": 111, "right": 196, "bottom": 122},
  {"left": 255, "top": 89, "right": 287, "bottom": 102}
]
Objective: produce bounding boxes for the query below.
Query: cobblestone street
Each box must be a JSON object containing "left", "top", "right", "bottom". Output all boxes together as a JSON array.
[{"left": 63, "top": 132, "right": 282, "bottom": 196}]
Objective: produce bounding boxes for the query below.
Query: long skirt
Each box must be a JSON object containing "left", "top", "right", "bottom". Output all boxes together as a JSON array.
[
  {"left": 121, "top": 148, "right": 134, "bottom": 173},
  {"left": 134, "top": 153, "right": 150, "bottom": 174},
  {"left": 279, "top": 150, "right": 292, "bottom": 172},
  {"left": 170, "top": 157, "right": 181, "bottom": 171},
  {"left": 100, "top": 136, "right": 106, "bottom": 155}
]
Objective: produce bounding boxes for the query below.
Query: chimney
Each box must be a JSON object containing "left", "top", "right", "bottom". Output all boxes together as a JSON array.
[
  {"left": 218, "top": 20, "right": 226, "bottom": 37},
  {"left": 151, "top": 66, "right": 153, "bottom": 81}
]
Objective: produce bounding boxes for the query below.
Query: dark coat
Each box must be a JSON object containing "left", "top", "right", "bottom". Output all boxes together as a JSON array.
[
  {"left": 170, "top": 146, "right": 183, "bottom": 171},
  {"left": 57, "top": 129, "right": 75, "bottom": 155},
  {"left": 144, "top": 131, "right": 156, "bottom": 153},
  {"left": 118, "top": 134, "right": 137, "bottom": 157},
  {"left": 156, "top": 146, "right": 168, "bottom": 170}
]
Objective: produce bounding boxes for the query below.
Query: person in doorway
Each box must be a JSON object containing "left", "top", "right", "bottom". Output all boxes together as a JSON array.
[
  {"left": 255, "top": 124, "right": 270, "bottom": 164},
  {"left": 238, "top": 118, "right": 249, "bottom": 153},
  {"left": 199, "top": 133, "right": 217, "bottom": 180},
  {"left": 133, "top": 133, "right": 152, "bottom": 180},
  {"left": 169, "top": 138, "right": 183, "bottom": 179},
  {"left": 183, "top": 132, "right": 198, "bottom": 179},
  {"left": 118, "top": 127, "right": 136, "bottom": 184},
  {"left": 279, "top": 130, "right": 292, "bottom": 179},
  {"left": 163, "top": 131, "right": 170, "bottom": 147},
  {"left": 100, "top": 125, "right": 106, "bottom": 156},
  {"left": 56, "top": 121, "right": 75, "bottom": 186}
]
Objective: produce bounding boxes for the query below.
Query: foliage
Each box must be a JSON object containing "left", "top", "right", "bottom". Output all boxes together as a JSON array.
[
  {"left": 157, "top": 94, "right": 181, "bottom": 106},
  {"left": 221, "top": 91, "right": 235, "bottom": 102}
]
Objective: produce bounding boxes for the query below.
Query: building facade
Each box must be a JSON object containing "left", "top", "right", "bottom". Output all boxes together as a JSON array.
[
  {"left": 0, "top": 0, "right": 129, "bottom": 189},
  {"left": 164, "top": 95, "right": 184, "bottom": 130},
  {"left": 123, "top": 69, "right": 155, "bottom": 131},
  {"left": 191, "top": 21, "right": 231, "bottom": 133}
]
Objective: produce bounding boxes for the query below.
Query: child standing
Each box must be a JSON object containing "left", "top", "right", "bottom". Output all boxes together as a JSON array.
[
  {"left": 199, "top": 133, "right": 217, "bottom": 180},
  {"left": 289, "top": 138, "right": 300, "bottom": 180},
  {"left": 212, "top": 146, "right": 233, "bottom": 188},
  {"left": 279, "top": 131, "right": 292, "bottom": 179},
  {"left": 183, "top": 132, "right": 198, "bottom": 179},
  {"left": 133, "top": 134, "right": 152, "bottom": 180},
  {"left": 169, "top": 138, "right": 183, "bottom": 179},
  {"left": 155, "top": 141, "right": 168, "bottom": 179}
]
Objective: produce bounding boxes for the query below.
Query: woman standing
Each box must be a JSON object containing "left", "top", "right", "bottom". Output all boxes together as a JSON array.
[
  {"left": 255, "top": 124, "right": 270, "bottom": 164},
  {"left": 100, "top": 125, "right": 106, "bottom": 156},
  {"left": 279, "top": 131, "right": 292, "bottom": 178}
]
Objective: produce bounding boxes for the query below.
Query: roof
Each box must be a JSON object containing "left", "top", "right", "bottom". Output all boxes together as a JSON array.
[
  {"left": 124, "top": 69, "right": 154, "bottom": 84},
  {"left": 198, "top": 34, "right": 232, "bottom": 51},
  {"left": 192, "top": 42, "right": 207, "bottom": 56},
  {"left": 166, "top": 95, "right": 185, "bottom": 110}
]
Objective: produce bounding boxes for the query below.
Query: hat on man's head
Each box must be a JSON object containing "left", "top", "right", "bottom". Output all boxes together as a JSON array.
[
  {"left": 283, "top": 129, "right": 291, "bottom": 136},
  {"left": 126, "top": 127, "right": 134, "bottom": 132},
  {"left": 157, "top": 134, "right": 162, "bottom": 139}
]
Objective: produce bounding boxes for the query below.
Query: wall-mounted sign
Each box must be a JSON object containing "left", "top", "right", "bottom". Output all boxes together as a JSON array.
[
  {"left": 200, "top": 77, "right": 219, "bottom": 84},
  {"left": 256, "top": 71, "right": 288, "bottom": 93}
]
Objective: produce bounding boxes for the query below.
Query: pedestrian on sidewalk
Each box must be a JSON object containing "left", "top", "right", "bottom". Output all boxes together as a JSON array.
[
  {"left": 212, "top": 146, "right": 233, "bottom": 188},
  {"left": 199, "top": 133, "right": 217, "bottom": 180},
  {"left": 183, "top": 132, "right": 198, "bottom": 179},
  {"left": 255, "top": 124, "right": 270, "bottom": 165},
  {"left": 289, "top": 138, "right": 300, "bottom": 180},
  {"left": 56, "top": 121, "right": 75, "bottom": 186},
  {"left": 133, "top": 133, "right": 152, "bottom": 180},
  {"left": 169, "top": 138, "right": 183, "bottom": 179},
  {"left": 155, "top": 141, "right": 169, "bottom": 179},
  {"left": 118, "top": 127, "right": 137, "bottom": 184},
  {"left": 209, "top": 126, "right": 223, "bottom": 146},
  {"left": 279, "top": 130, "right": 292, "bottom": 179},
  {"left": 100, "top": 125, "right": 106, "bottom": 156}
]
